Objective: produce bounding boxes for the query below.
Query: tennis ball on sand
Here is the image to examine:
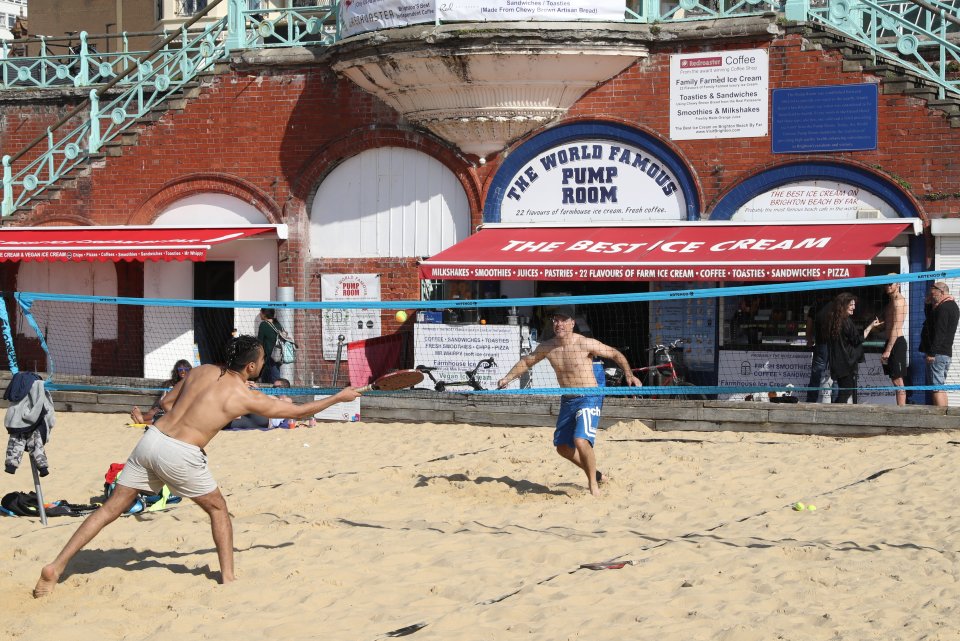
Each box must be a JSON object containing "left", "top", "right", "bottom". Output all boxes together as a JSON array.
[
  {"left": 806, "top": 504, "right": 817, "bottom": 511},
  {"left": 395, "top": 310, "right": 408, "bottom": 322},
  {"left": 792, "top": 502, "right": 805, "bottom": 511}
]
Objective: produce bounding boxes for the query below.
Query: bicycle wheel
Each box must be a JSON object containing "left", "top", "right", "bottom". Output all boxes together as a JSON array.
[{"left": 672, "top": 381, "right": 707, "bottom": 401}]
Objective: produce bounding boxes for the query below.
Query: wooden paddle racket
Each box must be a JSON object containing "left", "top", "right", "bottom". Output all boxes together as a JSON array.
[{"left": 358, "top": 369, "right": 424, "bottom": 392}]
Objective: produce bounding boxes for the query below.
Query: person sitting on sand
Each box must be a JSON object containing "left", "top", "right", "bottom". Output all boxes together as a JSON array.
[
  {"left": 227, "top": 378, "right": 294, "bottom": 430},
  {"left": 130, "top": 359, "right": 192, "bottom": 424},
  {"left": 33, "top": 336, "right": 361, "bottom": 598},
  {"left": 496, "top": 305, "right": 640, "bottom": 497}
]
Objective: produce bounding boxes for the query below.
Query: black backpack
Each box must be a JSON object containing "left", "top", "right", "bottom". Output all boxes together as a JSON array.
[{"left": 1, "top": 491, "right": 40, "bottom": 516}]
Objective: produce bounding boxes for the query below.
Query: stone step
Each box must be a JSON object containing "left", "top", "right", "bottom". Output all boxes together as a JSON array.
[
  {"left": 883, "top": 79, "right": 920, "bottom": 94},
  {"left": 929, "top": 99, "right": 960, "bottom": 115}
]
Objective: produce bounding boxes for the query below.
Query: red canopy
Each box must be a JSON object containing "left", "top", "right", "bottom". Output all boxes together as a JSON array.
[
  {"left": 419, "top": 221, "right": 916, "bottom": 282},
  {"left": 0, "top": 225, "right": 281, "bottom": 262}
]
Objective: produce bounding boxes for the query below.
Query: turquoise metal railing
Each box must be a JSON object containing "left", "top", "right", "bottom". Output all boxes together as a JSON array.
[
  {"left": 2, "top": 0, "right": 231, "bottom": 216},
  {"left": 0, "top": 30, "right": 214, "bottom": 90},
  {"left": 792, "top": 0, "right": 960, "bottom": 97},
  {"left": 3, "top": 0, "right": 960, "bottom": 218},
  {"left": 231, "top": 1, "right": 339, "bottom": 48}
]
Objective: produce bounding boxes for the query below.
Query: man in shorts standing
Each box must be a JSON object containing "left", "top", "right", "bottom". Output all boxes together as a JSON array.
[
  {"left": 497, "top": 306, "right": 640, "bottom": 497},
  {"left": 881, "top": 280, "right": 908, "bottom": 405},
  {"left": 922, "top": 281, "right": 960, "bottom": 406},
  {"left": 33, "top": 335, "right": 361, "bottom": 598}
]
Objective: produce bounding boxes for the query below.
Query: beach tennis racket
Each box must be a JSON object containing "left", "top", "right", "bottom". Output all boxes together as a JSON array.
[{"left": 357, "top": 369, "right": 424, "bottom": 392}]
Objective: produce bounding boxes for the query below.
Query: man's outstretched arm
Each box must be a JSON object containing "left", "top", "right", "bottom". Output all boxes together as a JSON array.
[
  {"left": 497, "top": 348, "right": 547, "bottom": 388},
  {"left": 244, "top": 387, "right": 362, "bottom": 420}
]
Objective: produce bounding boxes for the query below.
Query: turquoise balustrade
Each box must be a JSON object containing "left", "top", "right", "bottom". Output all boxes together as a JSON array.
[
  {"left": 3, "top": 0, "right": 960, "bottom": 217},
  {"left": 2, "top": 0, "right": 231, "bottom": 216},
  {"left": 0, "top": 29, "right": 216, "bottom": 90}
]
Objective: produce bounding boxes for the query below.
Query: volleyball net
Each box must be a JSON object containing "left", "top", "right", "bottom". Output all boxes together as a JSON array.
[{"left": 2, "top": 269, "right": 958, "bottom": 405}]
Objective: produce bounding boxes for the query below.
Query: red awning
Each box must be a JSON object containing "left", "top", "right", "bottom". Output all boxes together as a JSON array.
[
  {"left": 0, "top": 225, "right": 284, "bottom": 262},
  {"left": 419, "top": 221, "right": 917, "bottom": 282}
]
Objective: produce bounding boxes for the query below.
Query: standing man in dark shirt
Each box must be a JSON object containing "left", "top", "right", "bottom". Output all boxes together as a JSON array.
[{"left": 921, "top": 281, "right": 960, "bottom": 407}]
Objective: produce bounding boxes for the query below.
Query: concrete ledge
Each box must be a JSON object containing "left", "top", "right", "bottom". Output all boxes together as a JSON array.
[
  {"left": 1, "top": 371, "right": 957, "bottom": 437},
  {"left": 360, "top": 393, "right": 960, "bottom": 437}
]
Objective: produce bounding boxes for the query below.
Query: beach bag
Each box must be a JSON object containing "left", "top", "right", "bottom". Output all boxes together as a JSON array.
[
  {"left": 1, "top": 490, "right": 40, "bottom": 516},
  {"left": 270, "top": 322, "right": 298, "bottom": 365}
]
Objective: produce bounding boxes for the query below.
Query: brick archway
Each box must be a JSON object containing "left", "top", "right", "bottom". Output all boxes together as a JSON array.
[
  {"left": 291, "top": 128, "right": 483, "bottom": 219},
  {"left": 130, "top": 173, "right": 283, "bottom": 225}
]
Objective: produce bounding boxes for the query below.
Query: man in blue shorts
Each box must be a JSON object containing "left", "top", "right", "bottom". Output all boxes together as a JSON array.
[{"left": 497, "top": 306, "right": 640, "bottom": 496}]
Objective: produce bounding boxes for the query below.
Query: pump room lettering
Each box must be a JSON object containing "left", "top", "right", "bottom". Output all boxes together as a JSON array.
[{"left": 505, "top": 142, "right": 679, "bottom": 203}]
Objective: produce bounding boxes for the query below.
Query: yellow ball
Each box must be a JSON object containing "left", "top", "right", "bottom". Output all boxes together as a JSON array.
[
  {"left": 395, "top": 310, "right": 408, "bottom": 322},
  {"left": 792, "top": 502, "right": 805, "bottom": 511},
  {"left": 806, "top": 504, "right": 817, "bottom": 511}
]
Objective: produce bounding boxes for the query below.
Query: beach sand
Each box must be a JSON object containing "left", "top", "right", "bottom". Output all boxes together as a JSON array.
[{"left": 2, "top": 412, "right": 960, "bottom": 640}]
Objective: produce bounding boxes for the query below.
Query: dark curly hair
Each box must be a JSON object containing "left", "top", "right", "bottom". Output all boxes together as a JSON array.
[
  {"left": 224, "top": 335, "right": 263, "bottom": 373},
  {"left": 828, "top": 292, "right": 857, "bottom": 340}
]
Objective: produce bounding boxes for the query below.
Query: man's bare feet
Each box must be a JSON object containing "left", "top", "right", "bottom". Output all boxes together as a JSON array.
[
  {"left": 33, "top": 564, "right": 60, "bottom": 598},
  {"left": 131, "top": 406, "right": 144, "bottom": 424}
]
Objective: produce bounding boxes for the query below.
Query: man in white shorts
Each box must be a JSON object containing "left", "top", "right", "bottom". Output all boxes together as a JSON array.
[{"left": 33, "top": 335, "right": 361, "bottom": 598}]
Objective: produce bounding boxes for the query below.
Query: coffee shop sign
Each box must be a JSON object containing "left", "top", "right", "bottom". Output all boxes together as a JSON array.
[{"left": 499, "top": 140, "right": 686, "bottom": 223}]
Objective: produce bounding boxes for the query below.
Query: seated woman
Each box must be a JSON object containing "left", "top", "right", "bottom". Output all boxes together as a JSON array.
[
  {"left": 130, "top": 359, "right": 192, "bottom": 424},
  {"left": 227, "top": 378, "right": 295, "bottom": 429}
]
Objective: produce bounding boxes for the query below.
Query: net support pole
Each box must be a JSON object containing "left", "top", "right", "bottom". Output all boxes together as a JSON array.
[
  {"left": 277, "top": 286, "right": 295, "bottom": 381},
  {"left": 0, "top": 294, "right": 18, "bottom": 373},
  {"left": 30, "top": 458, "right": 48, "bottom": 526}
]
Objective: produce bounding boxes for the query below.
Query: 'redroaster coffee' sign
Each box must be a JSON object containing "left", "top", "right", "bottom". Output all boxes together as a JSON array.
[{"left": 498, "top": 139, "right": 687, "bottom": 224}]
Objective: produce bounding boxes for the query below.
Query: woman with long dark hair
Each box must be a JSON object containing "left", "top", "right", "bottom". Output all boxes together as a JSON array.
[
  {"left": 827, "top": 292, "right": 882, "bottom": 404},
  {"left": 130, "top": 359, "right": 193, "bottom": 424}
]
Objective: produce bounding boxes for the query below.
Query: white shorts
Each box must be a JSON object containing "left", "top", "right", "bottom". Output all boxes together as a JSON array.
[{"left": 117, "top": 426, "right": 217, "bottom": 498}]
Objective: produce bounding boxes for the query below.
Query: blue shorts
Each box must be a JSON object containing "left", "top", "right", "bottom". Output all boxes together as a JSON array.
[
  {"left": 929, "top": 354, "right": 952, "bottom": 386},
  {"left": 554, "top": 395, "right": 604, "bottom": 448}
]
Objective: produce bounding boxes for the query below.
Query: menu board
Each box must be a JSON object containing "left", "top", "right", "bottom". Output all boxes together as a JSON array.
[{"left": 648, "top": 282, "right": 717, "bottom": 373}]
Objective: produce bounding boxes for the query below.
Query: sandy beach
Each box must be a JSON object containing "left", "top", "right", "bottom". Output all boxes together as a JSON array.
[{"left": 2, "top": 412, "right": 960, "bottom": 640}]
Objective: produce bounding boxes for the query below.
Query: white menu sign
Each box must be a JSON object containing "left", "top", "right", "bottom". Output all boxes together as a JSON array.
[
  {"left": 719, "top": 350, "right": 895, "bottom": 405},
  {"left": 321, "top": 274, "right": 382, "bottom": 360},
  {"left": 670, "top": 49, "right": 769, "bottom": 141}
]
